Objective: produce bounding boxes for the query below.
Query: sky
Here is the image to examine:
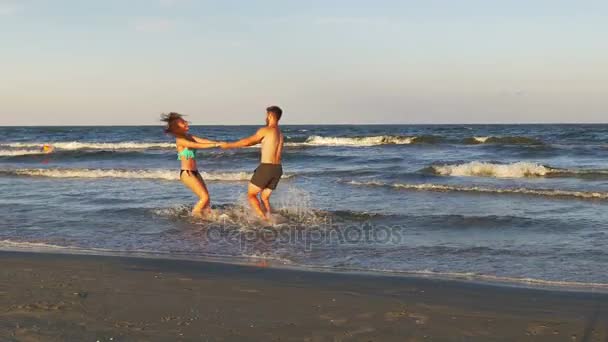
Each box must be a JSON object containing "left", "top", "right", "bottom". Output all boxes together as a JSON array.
[{"left": 0, "top": 0, "right": 607, "bottom": 125}]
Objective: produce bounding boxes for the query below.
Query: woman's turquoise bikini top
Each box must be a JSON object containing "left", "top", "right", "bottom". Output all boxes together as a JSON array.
[{"left": 177, "top": 148, "right": 196, "bottom": 160}]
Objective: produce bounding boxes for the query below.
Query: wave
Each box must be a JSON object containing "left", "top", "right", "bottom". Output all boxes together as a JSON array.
[
  {"left": 383, "top": 269, "right": 608, "bottom": 290},
  {"left": 548, "top": 168, "right": 608, "bottom": 179},
  {"left": 0, "top": 149, "right": 48, "bottom": 157},
  {"left": 1, "top": 141, "right": 175, "bottom": 150},
  {"left": 428, "top": 161, "right": 608, "bottom": 179},
  {"left": 0, "top": 168, "right": 294, "bottom": 181},
  {"left": 288, "top": 135, "right": 544, "bottom": 147},
  {"left": 295, "top": 135, "right": 418, "bottom": 146},
  {"left": 290, "top": 135, "right": 544, "bottom": 147},
  {"left": 1, "top": 135, "right": 545, "bottom": 151},
  {"left": 0, "top": 239, "right": 74, "bottom": 250},
  {"left": 3, "top": 238, "right": 606, "bottom": 291},
  {"left": 430, "top": 161, "right": 550, "bottom": 178},
  {"left": 347, "top": 180, "right": 608, "bottom": 200},
  {"left": 0, "top": 149, "right": 159, "bottom": 162},
  {"left": 463, "top": 136, "right": 544, "bottom": 145}
]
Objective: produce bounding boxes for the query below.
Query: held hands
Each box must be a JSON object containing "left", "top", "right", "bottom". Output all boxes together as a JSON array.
[{"left": 210, "top": 141, "right": 228, "bottom": 149}]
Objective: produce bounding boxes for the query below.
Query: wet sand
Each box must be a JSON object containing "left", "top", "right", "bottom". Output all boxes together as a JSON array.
[{"left": 1, "top": 251, "right": 607, "bottom": 341}]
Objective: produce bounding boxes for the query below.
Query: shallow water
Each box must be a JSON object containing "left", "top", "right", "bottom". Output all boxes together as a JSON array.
[{"left": 1, "top": 124, "right": 607, "bottom": 289}]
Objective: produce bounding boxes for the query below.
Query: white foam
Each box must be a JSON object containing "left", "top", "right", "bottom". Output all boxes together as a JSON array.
[
  {"left": 1, "top": 141, "right": 175, "bottom": 150},
  {"left": 297, "top": 135, "right": 416, "bottom": 146},
  {"left": 397, "top": 269, "right": 608, "bottom": 290},
  {"left": 153, "top": 186, "right": 327, "bottom": 228},
  {"left": 348, "top": 180, "right": 608, "bottom": 200},
  {"left": 151, "top": 205, "right": 193, "bottom": 217},
  {"left": 473, "top": 136, "right": 490, "bottom": 143},
  {"left": 2, "top": 238, "right": 604, "bottom": 290},
  {"left": 2, "top": 168, "right": 290, "bottom": 181},
  {"left": 0, "top": 239, "right": 73, "bottom": 251},
  {"left": 432, "top": 161, "right": 550, "bottom": 178},
  {"left": 432, "top": 161, "right": 608, "bottom": 179},
  {"left": 0, "top": 149, "right": 46, "bottom": 157}
]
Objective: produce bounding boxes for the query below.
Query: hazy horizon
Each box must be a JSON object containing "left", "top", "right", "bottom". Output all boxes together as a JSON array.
[
  {"left": 3, "top": 122, "right": 608, "bottom": 127},
  {"left": 1, "top": 0, "right": 606, "bottom": 125}
]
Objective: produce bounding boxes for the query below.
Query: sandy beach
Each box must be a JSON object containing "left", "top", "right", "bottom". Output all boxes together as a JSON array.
[
  {"left": 3, "top": 0, "right": 607, "bottom": 339},
  {"left": 0, "top": 251, "right": 606, "bottom": 341}
]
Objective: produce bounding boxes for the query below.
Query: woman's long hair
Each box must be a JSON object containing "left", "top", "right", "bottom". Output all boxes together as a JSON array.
[{"left": 161, "top": 112, "right": 186, "bottom": 137}]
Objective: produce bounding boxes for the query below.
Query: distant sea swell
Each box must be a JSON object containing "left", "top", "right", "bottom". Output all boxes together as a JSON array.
[{"left": 0, "top": 134, "right": 554, "bottom": 152}]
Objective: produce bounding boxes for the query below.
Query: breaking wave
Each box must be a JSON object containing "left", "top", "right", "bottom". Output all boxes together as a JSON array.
[
  {"left": 0, "top": 141, "right": 175, "bottom": 150},
  {"left": 296, "top": 135, "right": 417, "bottom": 146},
  {"left": 0, "top": 149, "right": 48, "bottom": 157},
  {"left": 0, "top": 168, "right": 293, "bottom": 181},
  {"left": 428, "top": 161, "right": 608, "bottom": 179},
  {"left": 430, "top": 161, "right": 550, "bottom": 178},
  {"left": 0, "top": 135, "right": 545, "bottom": 150},
  {"left": 347, "top": 180, "right": 608, "bottom": 200},
  {"left": 463, "top": 136, "right": 544, "bottom": 145},
  {"left": 288, "top": 135, "right": 544, "bottom": 147}
]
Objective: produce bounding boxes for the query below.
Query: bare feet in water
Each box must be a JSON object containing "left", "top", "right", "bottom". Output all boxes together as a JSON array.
[{"left": 192, "top": 207, "right": 212, "bottom": 218}]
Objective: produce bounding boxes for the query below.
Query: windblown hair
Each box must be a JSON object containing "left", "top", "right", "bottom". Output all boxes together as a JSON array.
[{"left": 161, "top": 112, "right": 185, "bottom": 136}]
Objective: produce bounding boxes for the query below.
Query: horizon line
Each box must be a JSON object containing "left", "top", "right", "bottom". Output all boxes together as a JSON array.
[{"left": 2, "top": 122, "right": 608, "bottom": 127}]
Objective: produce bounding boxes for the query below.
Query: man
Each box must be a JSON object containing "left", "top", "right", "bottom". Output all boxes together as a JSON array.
[{"left": 220, "top": 106, "right": 284, "bottom": 221}]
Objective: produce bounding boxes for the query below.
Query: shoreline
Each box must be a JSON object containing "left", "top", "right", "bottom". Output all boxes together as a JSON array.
[
  {"left": 1, "top": 246, "right": 607, "bottom": 295},
  {"left": 1, "top": 250, "right": 607, "bottom": 341}
]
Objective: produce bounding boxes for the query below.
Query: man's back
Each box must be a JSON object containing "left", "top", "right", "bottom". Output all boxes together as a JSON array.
[
  {"left": 260, "top": 126, "right": 284, "bottom": 165},
  {"left": 219, "top": 105, "right": 284, "bottom": 220}
]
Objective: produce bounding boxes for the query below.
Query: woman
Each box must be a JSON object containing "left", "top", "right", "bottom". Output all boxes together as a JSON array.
[{"left": 161, "top": 112, "right": 222, "bottom": 217}]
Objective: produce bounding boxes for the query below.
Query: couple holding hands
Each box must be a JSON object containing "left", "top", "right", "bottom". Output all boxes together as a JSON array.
[{"left": 161, "top": 106, "right": 284, "bottom": 221}]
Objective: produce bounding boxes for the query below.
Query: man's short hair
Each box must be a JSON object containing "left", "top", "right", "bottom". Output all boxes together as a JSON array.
[{"left": 266, "top": 106, "right": 283, "bottom": 121}]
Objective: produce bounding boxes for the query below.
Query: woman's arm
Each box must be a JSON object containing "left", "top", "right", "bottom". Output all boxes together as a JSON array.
[
  {"left": 191, "top": 135, "right": 218, "bottom": 144},
  {"left": 221, "top": 128, "right": 265, "bottom": 149},
  {"left": 176, "top": 137, "right": 220, "bottom": 149}
]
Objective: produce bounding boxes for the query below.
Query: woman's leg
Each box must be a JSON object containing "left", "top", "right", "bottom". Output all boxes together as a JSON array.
[
  {"left": 195, "top": 172, "right": 211, "bottom": 212},
  {"left": 180, "top": 171, "right": 211, "bottom": 216}
]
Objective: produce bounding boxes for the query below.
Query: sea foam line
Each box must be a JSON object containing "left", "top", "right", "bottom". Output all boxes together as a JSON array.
[
  {"left": 0, "top": 149, "right": 47, "bottom": 157},
  {"left": 0, "top": 168, "right": 294, "bottom": 181},
  {"left": 295, "top": 135, "right": 417, "bottom": 146},
  {"left": 430, "top": 161, "right": 608, "bottom": 179},
  {"left": 347, "top": 180, "right": 608, "bottom": 200},
  {"left": 390, "top": 269, "right": 608, "bottom": 290},
  {"left": 431, "top": 161, "right": 550, "bottom": 178},
  {"left": 1, "top": 141, "right": 175, "bottom": 150},
  {"left": 0, "top": 239, "right": 74, "bottom": 250},
  {"left": 466, "top": 136, "right": 544, "bottom": 145},
  {"left": 1, "top": 134, "right": 546, "bottom": 150},
  {"left": 2, "top": 238, "right": 605, "bottom": 291}
]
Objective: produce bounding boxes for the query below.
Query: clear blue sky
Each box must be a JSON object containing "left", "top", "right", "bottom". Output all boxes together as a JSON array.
[{"left": 1, "top": 0, "right": 606, "bottom": 125}]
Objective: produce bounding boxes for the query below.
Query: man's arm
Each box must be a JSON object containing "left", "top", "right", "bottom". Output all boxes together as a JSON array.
[{"left": 221, "top": 128, "right": 265, "bottom": 149}]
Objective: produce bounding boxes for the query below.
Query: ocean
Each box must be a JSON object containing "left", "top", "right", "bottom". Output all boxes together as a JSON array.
[{"left": 1, "top": 124, "right": 607, "bottom": 290}]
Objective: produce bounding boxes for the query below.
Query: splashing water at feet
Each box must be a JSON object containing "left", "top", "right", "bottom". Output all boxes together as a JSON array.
[{"left": 152, "top": 186, "right": 334, "bottom": 230}]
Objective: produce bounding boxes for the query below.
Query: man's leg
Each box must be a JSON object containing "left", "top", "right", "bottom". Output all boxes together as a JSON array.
[
  {"left": 260, "top": 188, "right": 273, "bottom": 219},
  {"left": 247, "top": 182, "right": 267, "bottom": 219}
]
